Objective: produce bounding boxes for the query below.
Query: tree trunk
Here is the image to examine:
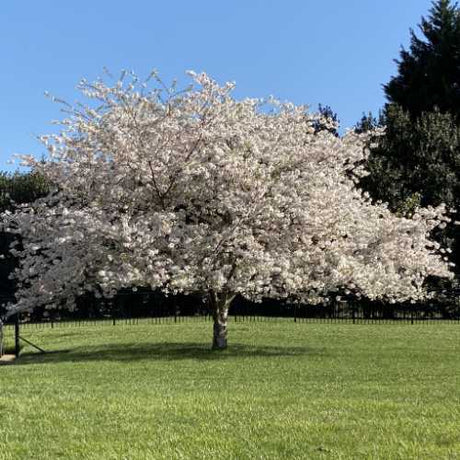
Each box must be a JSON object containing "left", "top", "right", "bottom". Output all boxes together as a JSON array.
[{"left": 209, "top": 291, "right": 235, "bottom": 350}]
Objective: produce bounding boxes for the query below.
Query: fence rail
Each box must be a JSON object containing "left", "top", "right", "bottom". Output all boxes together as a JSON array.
[{"left": 3, "top": 307, "right": 460, "bottom": 329}]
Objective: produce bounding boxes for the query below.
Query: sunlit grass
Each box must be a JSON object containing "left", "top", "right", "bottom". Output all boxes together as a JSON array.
[{"left": 0, "top": 320, "right": 459, "bottom": 459}]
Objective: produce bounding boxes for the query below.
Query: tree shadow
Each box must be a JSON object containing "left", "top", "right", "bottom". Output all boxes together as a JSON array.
[{"left": 16, "top": 342, "right": 323, "bottom": 365}]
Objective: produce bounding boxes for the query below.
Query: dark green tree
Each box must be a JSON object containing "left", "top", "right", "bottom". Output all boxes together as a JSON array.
[
  {"left": 361, "top": 106, "right": 460, "bottom": 212},
  {"left": 313, "top": 104, "right": 340, "bottom": 136},
  {"left": 384, "top": 0, "right": 460, "bottom": 119},
  {"left": 358, "top": 1, "right": 460, "bottom": 306},
  {"left": 360, "top": 0, "right": 460, "bottom": 220},
  {"left": 0, "top": 171, "right": 50, "bottom": 213},
  {"left": 354, "top": 111, "right": 384, "bottom": 135}
]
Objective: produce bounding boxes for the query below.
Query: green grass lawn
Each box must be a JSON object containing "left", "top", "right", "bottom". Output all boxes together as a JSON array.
[{"left": 0, "top": 320, "right": 459, "bottom": 459}]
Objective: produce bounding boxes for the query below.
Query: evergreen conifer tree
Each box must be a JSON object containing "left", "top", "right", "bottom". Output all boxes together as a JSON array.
[{"left": 384, "top": 0, "right": 460, "bottom": 119}]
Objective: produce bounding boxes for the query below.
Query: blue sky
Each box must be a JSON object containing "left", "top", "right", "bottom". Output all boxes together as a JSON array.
[{"left": 1, "top": 0, "right": 433, "bottom": 171}]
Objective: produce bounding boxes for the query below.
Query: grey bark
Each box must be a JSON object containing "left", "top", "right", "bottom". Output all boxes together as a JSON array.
[{"left": 209, "top": 291, "right": 235, "bottom": 350}]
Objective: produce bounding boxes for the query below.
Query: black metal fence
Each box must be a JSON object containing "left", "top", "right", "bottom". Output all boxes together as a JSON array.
[
  {"left": 2, "top": 288, "right": 459, "bottom": 327},
  {"left": 1, "top": 292, "right": 459, "bottom": 357}
]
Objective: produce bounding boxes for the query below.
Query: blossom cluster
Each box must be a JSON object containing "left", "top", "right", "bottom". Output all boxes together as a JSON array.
[{"left": 2, "top": 71, "right": 454, "bottom": 317}]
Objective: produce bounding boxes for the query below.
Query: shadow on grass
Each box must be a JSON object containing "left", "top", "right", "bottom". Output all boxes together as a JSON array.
[{"left": 16, "top": 342, "right": 322, "bottom": 365}]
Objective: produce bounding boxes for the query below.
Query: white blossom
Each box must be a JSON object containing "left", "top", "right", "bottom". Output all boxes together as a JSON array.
[{"left": 1, "top": 70, "right": 454, "bottom": 317}]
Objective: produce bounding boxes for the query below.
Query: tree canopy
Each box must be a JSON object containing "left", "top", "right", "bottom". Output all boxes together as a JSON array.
[{"left": 384, "top": 0, "right": 460, "bottom": 119}]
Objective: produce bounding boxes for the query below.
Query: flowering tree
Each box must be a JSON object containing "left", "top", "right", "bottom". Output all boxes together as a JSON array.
[{"left": 2, "top": 71, "right": 454, "bottom": 349}]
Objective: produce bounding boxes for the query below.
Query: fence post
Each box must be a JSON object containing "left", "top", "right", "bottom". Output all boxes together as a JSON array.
[
  {"left": 0, "top": 319, "right": 3, "bottom": 357},
  {"left": 110, "top": 301, "right": 116, "bottom": 326},
  {"left": 14, "top": 314, "right": 20, "bottom": 358}
]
